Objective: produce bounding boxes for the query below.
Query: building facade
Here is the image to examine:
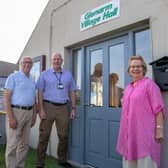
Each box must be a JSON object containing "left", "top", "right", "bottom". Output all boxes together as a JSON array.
[{"left": 20, "top": 0, "right": 168, "bottom": 167}]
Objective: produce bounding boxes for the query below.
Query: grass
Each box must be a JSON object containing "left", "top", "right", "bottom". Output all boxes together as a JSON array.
[{"left": 0, "top": 144, "right": 76, "bottom": 168}]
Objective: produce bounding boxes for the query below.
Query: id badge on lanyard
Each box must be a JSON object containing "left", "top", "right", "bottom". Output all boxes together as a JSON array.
[{"left": 55, "top": 72, "right": 64, "bottom": 89}]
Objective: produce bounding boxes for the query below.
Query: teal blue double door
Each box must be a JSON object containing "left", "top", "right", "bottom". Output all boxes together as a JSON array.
[{"left": 69, "top": 35, "right": 129, "bottom": 168}]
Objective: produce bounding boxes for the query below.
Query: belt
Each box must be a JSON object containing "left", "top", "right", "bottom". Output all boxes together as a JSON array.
[
  {"left": 11, "top": 105, "right": 33, "bottom": 110},
  {"left": 43, "top": 100, "right": 67, "bottom": 106}
]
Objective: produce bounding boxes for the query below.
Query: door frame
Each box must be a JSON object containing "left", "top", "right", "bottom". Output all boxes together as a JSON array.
[
  {"left": 68, "top": 24, "right": 150, "bottom": 167},
  {"left": 84, "top": 35, "right": 129, "bottom": 168}
]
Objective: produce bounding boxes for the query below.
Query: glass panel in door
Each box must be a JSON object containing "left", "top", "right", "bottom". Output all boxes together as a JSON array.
[
  {"left": 90, "top": 49, "right": 103, "bottom": 106},
  {"left": 109, "top": 43, "right": 125, "bottom": 107}
]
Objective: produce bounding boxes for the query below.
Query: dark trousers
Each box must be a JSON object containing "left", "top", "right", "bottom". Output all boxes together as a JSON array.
[{"left": 36, "top": 102, "right": 69, "bottom": 167}]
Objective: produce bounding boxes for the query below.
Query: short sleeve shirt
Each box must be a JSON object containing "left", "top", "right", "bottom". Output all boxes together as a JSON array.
[
  {"left": 37, "top": 68, "right": 76, "bottom": 103},
  {"left": 4, "top": 71, "right": 36, "bottom": 106}
]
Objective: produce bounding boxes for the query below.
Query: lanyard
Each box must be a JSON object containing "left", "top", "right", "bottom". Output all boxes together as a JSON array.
[{"left": 54, "top": 72, "right": 62, "bottom": 83}]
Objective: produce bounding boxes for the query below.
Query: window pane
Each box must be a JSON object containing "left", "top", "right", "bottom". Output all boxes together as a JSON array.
[
  {"left": 73, "top": 49, "right": 82, "bottom": 105},
  {"left": 135, "top": 29, "right": 152, "bottom": 77},
  {"left": 90, "top": 49, "right": 103, "bottom": 106},
  {"left": 109, "top": 44, "right": 124, "bottom": 108}
]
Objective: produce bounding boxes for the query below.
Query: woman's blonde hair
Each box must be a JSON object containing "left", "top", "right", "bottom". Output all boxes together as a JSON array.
[{"left": 127, "top": 55, "right": 147, "bottom": 76}]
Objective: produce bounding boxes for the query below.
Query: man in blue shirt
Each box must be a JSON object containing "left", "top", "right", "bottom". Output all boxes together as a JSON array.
[
  {"left": 4, "top": 56, "right": 36, "bottom": 168},
  {"left": 36, "top": 53, "right": 76, "bottom": 168}
]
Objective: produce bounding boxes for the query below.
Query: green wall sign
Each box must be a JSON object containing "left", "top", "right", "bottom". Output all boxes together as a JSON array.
[{"left": 80, "top": 0, "right": 120, "bottom": 31}]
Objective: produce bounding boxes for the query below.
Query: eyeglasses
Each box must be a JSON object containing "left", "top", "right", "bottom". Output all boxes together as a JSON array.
[{"left": 129, "top": 65, "right": 143, "bottom": 69}]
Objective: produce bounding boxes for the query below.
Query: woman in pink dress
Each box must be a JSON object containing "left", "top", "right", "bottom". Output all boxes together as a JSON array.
[{"left": 117, "top": 55, "right": 166, "bottom": 168}]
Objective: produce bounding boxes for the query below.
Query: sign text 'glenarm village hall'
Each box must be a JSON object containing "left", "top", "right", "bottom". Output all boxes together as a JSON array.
[{"left": 80, "top": 0, "right": 120, "bottom": 31}]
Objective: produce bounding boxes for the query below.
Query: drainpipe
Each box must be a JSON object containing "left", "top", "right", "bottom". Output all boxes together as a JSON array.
[
  {"left": 49, "top": 0, "right": 72, "bottom": 66},
  {"left": 48, "top": 0, "right": 72, "bottom": 156}
]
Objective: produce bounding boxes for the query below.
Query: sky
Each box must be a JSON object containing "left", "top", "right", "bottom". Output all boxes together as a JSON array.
[{"left": 0, "top": 0, "right": 49, "bottom": 64}]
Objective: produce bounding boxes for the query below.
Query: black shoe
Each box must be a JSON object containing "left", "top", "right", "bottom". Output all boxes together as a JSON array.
[{"left": 58, "top": 162, "right": 73, "bottom": 168}]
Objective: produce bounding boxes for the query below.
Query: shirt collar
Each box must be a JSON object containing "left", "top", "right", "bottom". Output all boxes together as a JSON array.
[
  {"left": 130, "top": 76, "right": 147, "bottom": 86},
  {"left": 51, "top": 68, "right": 63, "bottom": 73},
  {"left": 20, "top": 71, "right": 30, "bottom": 78}
]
